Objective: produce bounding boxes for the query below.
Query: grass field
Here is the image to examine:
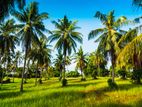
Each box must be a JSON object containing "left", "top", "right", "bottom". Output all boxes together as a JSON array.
[{"left": 0, "top": 77, "right": 142, "bottom": 107}]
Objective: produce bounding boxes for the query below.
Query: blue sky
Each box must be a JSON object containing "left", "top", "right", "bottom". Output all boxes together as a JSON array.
[{"left": 24, "top": 0, "right": 142, "bottom": 70}]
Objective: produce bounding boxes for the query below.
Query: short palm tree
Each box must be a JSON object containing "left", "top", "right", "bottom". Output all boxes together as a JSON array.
[
  {"left": 54, "top": 53, "right": 64, "bottom": 81},
  {"left": 49, "top": 16, "right": 82, "bottom": 84},
  {"left": 87, "top": 51, "right": 106, "bottom": 79},
  {"left": 12, "top": 2, "right": 48, "bottom": 92},
  {"left": 88, "top": 11, "right": 127, "bottom": 82},
  {"left": 74, "top": 47, "right": 87, "bottom": 80}
]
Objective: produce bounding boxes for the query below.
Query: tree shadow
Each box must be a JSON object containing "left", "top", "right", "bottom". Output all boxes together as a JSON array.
[{"left": 0, "top": 91, "right": 22, "bottom": 99}]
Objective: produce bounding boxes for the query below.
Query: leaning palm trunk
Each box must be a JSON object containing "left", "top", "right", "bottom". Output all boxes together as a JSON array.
[{"left": 20, "top": 50, "right": 27, "bottom": 92}]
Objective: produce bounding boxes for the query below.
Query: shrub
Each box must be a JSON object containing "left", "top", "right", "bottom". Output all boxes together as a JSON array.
[
  {"left": 3, "top": 78, "right": 11, "bottom": 84},
  {"left": 107, "top": 78, "right": 118, "bottom": 89},
  {"left": 99, "top": 69, "right": 110, "bottom": 77},
  {"left": 38, "top": 79, "right": 42, "bottom": 84},
  {"left": 91, "top": 70, "right": 98, "bottom": 79},
  {"left": 117, "top": 70, "right": 127, "bottom": 79},
  {"left": 131, "top": 69, "right": 142, "bottom": 84},
  {"left": 62, "top": 79, "right": 67, "bottom": 86},
  {"left": 81, "top": 78, "right": 86, "bottom": 81},
  {"left": 66, "top": 71, "right": 80, "bottom": 77}
]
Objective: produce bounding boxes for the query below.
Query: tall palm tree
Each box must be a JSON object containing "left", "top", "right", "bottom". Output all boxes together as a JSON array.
[
  {"left": 28, "top": 38, "right": 51, "bottom": 85},
  {"left": 48, "top": 16, "right": 82, "bottom": 83},
  {"left": 74, "top": 47, "right": 87, "bottom": 80},
  {"left": 0, "top": 19, "right": 18, "bottom": 84},
  {"left": 88, "top": 11, "right": 127, "bottom": 82},
  {"left": 0, "top": 0, "right": 25, "bottom": 21},
  {"left": 12, "top": 2, "right": 48, "bottom": 92}
]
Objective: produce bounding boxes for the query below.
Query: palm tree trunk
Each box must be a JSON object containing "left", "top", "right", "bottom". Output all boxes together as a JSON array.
[
  {"left": 35, "top": 62, "right": 38, "bottom": 86},
  {"left": 80, "top": 66, "right": 83, "bottom": 79},
  {"left": 20, "top": 50, "right": 27, "bottom": 92},
  {"left": 112, "top": 65, "right": 115, "bottom": 82},
  {"left": 63, "top": 54, "right": 66, "bottom": 80}
]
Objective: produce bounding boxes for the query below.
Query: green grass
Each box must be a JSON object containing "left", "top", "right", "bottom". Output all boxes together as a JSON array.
[{"left": 0, "top": 77, "right": 142, "bottom": 107}]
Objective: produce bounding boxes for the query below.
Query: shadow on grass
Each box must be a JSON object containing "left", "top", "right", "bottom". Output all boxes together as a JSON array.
[{"left": 0, "top": 91, "right": 22, "bottom": 99}]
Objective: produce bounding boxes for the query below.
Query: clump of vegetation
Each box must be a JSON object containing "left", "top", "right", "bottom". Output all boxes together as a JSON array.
[
  {"left": 131, "top": 69, "right": 142, "bottom": 84},
  {"left": 117, "top": 69, "right": 127, "bottom": 80},
  {"left": 81, "top": 78, "right": 86, "bottom": 81},
  {"left": 62, "top": 79, "right": 67, "bottom": 86},
  {"left": 107, "top": 78, "right": 118, "bottom": 89},
  {"left": 66, "top": 71, "right": 80, "bottom": 77}
]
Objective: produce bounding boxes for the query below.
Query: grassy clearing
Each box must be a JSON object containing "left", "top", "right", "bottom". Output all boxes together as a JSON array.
[{"left": 0, "top": 77, "right": 142, "bottom": 107}]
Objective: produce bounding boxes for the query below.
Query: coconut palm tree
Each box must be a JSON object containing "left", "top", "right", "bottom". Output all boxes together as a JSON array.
[
  {"left": 0, "top": 19, "right": 18, "bottom": 85},
  {"left": 74, "top": 47, "right": 87, "bottom": 80},
  {"left": 12, "top": 2, "right": 48, "bottom": 91},
  {"left": 0, "top": 0, "right": 25, "bottom": 21},
  {"left": 48, "top": 16, "right": 82, "bottom": 85},
  {"left": 117, "top": 33, "right": 142, "bottom": 83},
  {"left": 88, "top": 11, "right": 127, "bottom": 82},
  {"left": 87, "top": 51, "right": 107, "bottom": 79},
  {"left": 28, "top": 38, "right": 51, "bottom": 85}
]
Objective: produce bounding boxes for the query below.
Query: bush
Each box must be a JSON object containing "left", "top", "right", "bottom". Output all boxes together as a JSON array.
[
  {"left": 66, "top": 71, "right": 80, "bottom": 77},
  {"left": 62, "top": 79, "right": 67, "bottom": 86},
  {"left": 107, "top": 79, "right": 118, "bottom": 89},
  {"left": 117, "top": 70, "right": 127, "bottom": 79},
  {"left": 131, "top": 69, "right": 142, "bottom": 84},
  {"left": 81, "top": 78, "right": 86, "bottom": 81},
  {"left": 99, "top": 69, "right": 110, "bottom": 77},
  {"left": 3, "top": 78, "right": 11, "bottom": 84},
  {"left": 91, "top": 69, "right": 98, "bottom": 79},
  {"left": 38, "top": 79, "right": 42, "bottom": 84}
]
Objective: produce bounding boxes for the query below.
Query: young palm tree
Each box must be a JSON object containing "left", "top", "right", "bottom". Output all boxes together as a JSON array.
[
  {"left": 88, "top": 11, "right": 127, "bottom": 82},
  {"left": 74, "top": 47, "right": 87, "bottom": 80},
  {"left": 0, "top": 0, "right": 25, "bottom": 21},
  {"left": 12, "top": 2, "right": 48, "bottom": 92},
  {"left": 54, "top": 53, "right": 64, "bottom": 81},
  {"left": 48, "top": 16, "right": 82, "bottom": 85},
  {"left": 87, "top": 51, "right": 107, "bottom": 79}
]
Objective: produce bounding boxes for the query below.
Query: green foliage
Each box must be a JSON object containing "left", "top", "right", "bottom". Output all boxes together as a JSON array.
[
  {"left": 66, "top": 71, "right": 80, "bottom": 77},
  {"left": 62, "top": 79, "right": 67, "bottom": 86},
  {"left": 131, "top": 69, "right": 142, "bottom": 84},
  {"left": 107, "top": 78, "right": 118, "bottom": 89},
  {"left": 81, "top": 78, "right": 86, "bottom": 81},
  {"left": 98, "top": 68, "right": 110, "bottom": 77},
  {"left": 117, "top": 69, "right": 127, "bottom": 79}
]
